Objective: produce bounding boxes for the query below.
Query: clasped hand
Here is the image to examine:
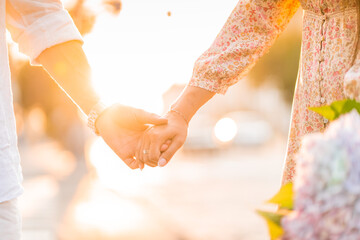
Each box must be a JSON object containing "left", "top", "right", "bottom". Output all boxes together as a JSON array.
[
  {"left": 136, "top": 111, "right": 188, "bottom": 168},
  {"left": 95, "top": 104, "right": 188, "bottom": 169}
]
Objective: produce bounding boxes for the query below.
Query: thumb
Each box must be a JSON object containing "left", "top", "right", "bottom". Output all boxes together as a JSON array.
[
  {"left": 158, "top": 138, "right": 184, "bottom": 167},
  {"left": 135, "top": 110, "right": 168, "bottom": 125}
]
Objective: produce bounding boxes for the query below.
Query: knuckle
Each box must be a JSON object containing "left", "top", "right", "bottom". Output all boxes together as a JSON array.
[
  {"left": 130, "top": 165, "right": 138, "bottom": 170},
  {"left": 127, "top": 161, "right": 138, "bottom": 169},
  {"left": 149, "top": 132, "right": 159, "bottom": 139}
]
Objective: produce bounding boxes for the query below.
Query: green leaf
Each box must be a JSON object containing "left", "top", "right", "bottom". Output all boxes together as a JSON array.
[
  {"left": 309, "top": 105, "right": 337, "bottom": 120},
  {"left": 267, "top": 183, "right": 294, "bottom": 210},
  {"left": 331, "top": 99, "right": 360, "bottom": 115},
  {"left": 309, "top": 99, "right": 360, "bottom": 121},
  {"left": 256, "top": 210, "right": 284, "bottom": 240}
]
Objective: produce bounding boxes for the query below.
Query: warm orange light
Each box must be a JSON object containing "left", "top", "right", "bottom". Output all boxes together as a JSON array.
[
  {"left": 88, "top": 138, "right": 165, "bottom": 194},
  {"left": 54, "top": 61, "right": 68, "bottom": 76},
  {"left": 75, "top": 193, "right": 144, "bottom": 234}
]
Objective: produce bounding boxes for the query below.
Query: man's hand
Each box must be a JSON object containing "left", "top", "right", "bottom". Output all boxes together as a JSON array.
[
  {"left": 96, "top": 104, "right": 167, "bottom": 169},
  {"left": 136, "top": 111, "right": 188, "bottom": 167}
]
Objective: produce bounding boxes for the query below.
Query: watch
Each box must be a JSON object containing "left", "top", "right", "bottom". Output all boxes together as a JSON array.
[{"left": 87, "top": 101, "right": 107, "bottom": 135}]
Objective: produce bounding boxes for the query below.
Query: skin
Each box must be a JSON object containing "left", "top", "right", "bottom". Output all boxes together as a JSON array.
[
  {"left": 96, "top": 104, "right": 168, "bottom": 169},
  {"left": 136, "top": 112, "right": 188, "bottom": 167},
  {"left": 37, "top": 40, "right": 168, "bottom": 169},
  {"left": 138, "top": 85, "right": 215, "bottom": 167}
]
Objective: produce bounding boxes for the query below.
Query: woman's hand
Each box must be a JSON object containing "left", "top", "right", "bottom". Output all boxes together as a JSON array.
[
  {"left": 136, "top": 85, "right": 215, "bottom": 168},
  {"left": 136, "top": 111, "right": 189, "bottom": 167},
  {"left": 96, "top": 104, "right": 168, "bottom": 169}
]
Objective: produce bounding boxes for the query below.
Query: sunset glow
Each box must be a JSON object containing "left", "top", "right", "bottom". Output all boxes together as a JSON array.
[
  {"left": 88, "top": 138, "right": 165, "bottom": 194},
  {"left": 83, "top": 0, "right": 238, "bottom": 114},
  {"left": 75, "top": 190, "right": 144, "bottom": 234}
]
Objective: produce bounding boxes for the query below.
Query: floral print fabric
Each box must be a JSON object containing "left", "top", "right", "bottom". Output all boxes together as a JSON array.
[{"left": 188, "top": 0, "right": 359, "bottom": 184}]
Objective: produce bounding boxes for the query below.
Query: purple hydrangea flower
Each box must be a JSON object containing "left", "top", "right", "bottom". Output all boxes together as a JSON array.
[{"left": 282, "top": 110, "right": 360, "bottom": 240}]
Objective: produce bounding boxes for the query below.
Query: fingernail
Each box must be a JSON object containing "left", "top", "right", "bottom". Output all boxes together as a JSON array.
[{"left": 158, "top": 158, "right": 167, "bottom": 167}]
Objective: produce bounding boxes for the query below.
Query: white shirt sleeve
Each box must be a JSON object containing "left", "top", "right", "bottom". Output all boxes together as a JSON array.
[{"left": 5, "top": 0, "right": 83, "bottom": 65}]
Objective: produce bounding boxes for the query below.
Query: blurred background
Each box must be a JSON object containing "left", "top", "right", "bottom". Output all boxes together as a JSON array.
[{"left": 7, "top": 0, "right": 302, "bottom": 239}]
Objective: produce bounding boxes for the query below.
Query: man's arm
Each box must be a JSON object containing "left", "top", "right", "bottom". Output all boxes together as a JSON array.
[
  {"left": 6, "top": 0, "right": 167, "bottom": 169},
  {"left": 36, "top": 41, "right": 168, "bottom": 170},
  {"left": 36, "top": 40, "right": 98, "bottom": 115}
]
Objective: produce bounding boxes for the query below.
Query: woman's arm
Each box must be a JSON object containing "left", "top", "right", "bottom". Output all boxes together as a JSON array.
[
  {"left": 138, "top": 0, "right": 301, "bottom": 167},
  {"left": 189, "top": 0, "right": 300, "bottom": 94}
]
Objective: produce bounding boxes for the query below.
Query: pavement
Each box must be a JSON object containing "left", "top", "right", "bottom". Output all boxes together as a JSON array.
[{"left": 18, "top": 134, "right": 287, "bottom": 240}]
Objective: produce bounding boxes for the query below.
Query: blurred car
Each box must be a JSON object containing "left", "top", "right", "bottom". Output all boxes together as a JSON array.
[{"left": 183, "top": 111, "right": 273, "bottom": 150}]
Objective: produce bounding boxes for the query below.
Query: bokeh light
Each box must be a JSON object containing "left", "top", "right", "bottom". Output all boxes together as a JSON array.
[{"left": 214, "top": 117, "right": 238, "bottom": 143}]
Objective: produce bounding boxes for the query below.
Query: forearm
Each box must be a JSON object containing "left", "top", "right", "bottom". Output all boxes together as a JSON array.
[
  {"left": 36, "top": 40, "right": 99, "bottom": 115},
  {"left": 170, "top": 86, "right": 215, "bottom": 123}
]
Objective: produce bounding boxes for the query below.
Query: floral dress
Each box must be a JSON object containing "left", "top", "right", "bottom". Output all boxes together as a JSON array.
[{"left": 188, "top": 0, "right": 360, "bottom": 184}]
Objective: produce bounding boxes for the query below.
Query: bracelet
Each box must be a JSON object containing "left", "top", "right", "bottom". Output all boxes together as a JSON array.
[
  {"left": 87, "top": 101, "right": 107, "bottom": 135},
  {"left": 169, "top": 108, "right": 189, "bottom": 125}
]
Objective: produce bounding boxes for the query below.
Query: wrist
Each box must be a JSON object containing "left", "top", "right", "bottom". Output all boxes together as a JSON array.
[
  {"left": 170, "top": 85, "right": 215, "bottom": 123},
  {"left": 168, "top": 108, "right": 189, "bottom": 126},
  {"left": 74, "top": 88, "right": 100, "bottom": 115},
  {"left": 170, "top": 93, "right": 198, "bottom": 124}
]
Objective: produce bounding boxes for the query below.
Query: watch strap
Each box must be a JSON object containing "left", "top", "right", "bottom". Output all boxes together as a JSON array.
[{"left": 87, "top": 101, "right": 107, "bottom": 135}]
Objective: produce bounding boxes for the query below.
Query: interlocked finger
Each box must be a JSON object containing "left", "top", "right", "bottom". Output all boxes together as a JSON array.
[{"left": 135, "top": 135, "right": 144, "bottom": 166}]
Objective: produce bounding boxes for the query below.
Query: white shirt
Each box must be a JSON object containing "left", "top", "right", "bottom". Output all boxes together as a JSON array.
[{"left": 0, "top": 0, "right": 82, "bottom": 203}]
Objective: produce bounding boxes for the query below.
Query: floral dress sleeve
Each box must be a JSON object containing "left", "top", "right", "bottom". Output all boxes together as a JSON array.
[{"left": 189, "top": 0, "right": 300, "bottom": 94}]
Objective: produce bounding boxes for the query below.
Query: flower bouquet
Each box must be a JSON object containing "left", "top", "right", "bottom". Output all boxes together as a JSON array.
[{"left": 257, "top": 99, "right": 360, "bottom": 240}]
